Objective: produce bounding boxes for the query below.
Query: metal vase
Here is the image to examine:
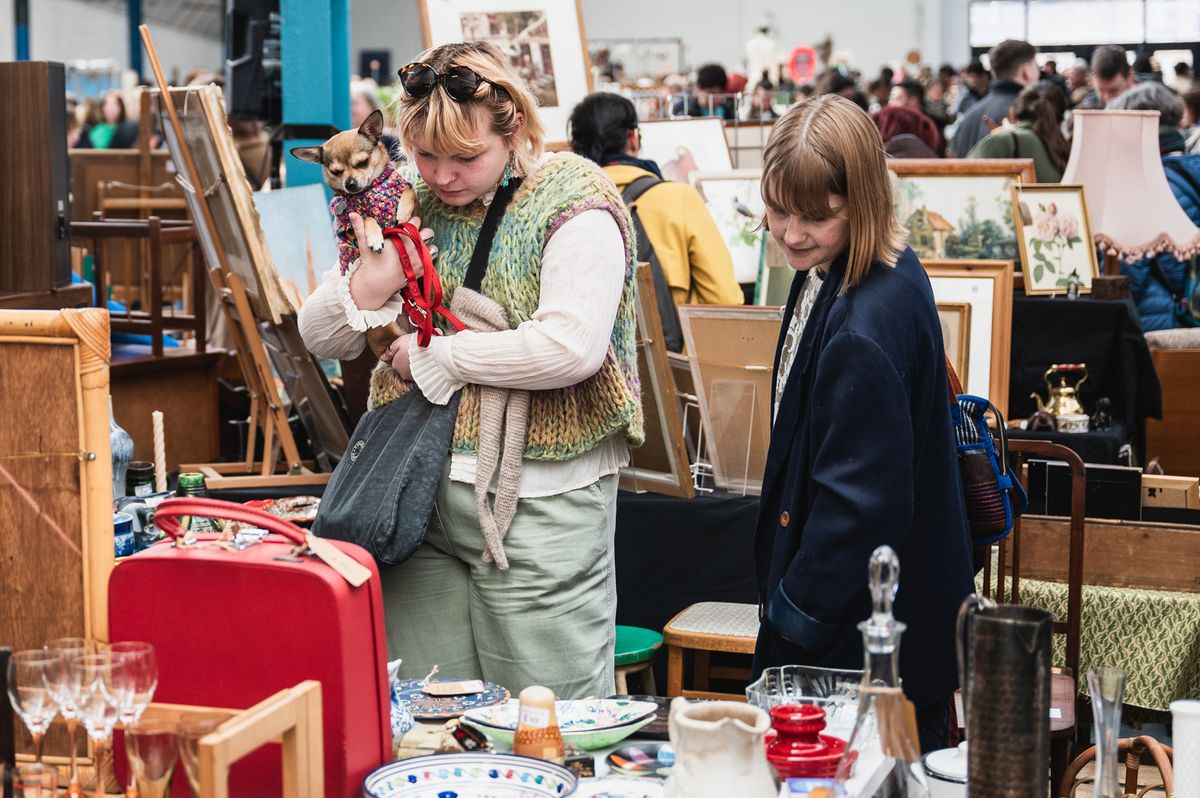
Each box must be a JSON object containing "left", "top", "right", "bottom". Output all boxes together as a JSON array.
[{"left": 957, "top": 597, "right": 1053, "bottom": 797}]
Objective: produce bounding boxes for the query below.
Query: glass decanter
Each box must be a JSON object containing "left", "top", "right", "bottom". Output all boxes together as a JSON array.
[
  {"left": 833, "top": 546, "right": 929, "bottom": 797},
  {"left": 109, "top": 397, "right": 134, "bottom": 502}
]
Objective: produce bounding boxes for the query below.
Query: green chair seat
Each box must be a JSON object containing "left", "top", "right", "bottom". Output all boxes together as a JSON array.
[{"left": 615, "top": 625, "right": 663, "bottom": 667}]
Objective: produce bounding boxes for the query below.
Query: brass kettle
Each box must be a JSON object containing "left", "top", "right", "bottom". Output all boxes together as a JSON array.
[{"left": 1031, "top": 363, "right": 1088, "bottom": 417}]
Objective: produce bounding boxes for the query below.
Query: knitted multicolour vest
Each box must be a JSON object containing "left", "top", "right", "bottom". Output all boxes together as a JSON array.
[{"left": 371, "top": 152, "right": 644, "bottom": 461}]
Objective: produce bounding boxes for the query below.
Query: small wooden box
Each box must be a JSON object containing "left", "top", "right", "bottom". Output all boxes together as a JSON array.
[{"left": 1142, "top": 474, "right": 1200, "bottom": 510}]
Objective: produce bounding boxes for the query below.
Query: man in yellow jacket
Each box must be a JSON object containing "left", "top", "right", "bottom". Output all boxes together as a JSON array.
[{"left": 569, "top": 94, "right": 745, "bottom": 306}]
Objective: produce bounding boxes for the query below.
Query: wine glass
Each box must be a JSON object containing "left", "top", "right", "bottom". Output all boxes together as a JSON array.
[
  {"left": 6, "top": 650, "right": 60, "bottom": 763},
  {"left": 125, "top": 718, "right": 179, "bottom": 798},
  {"left": 71, "top": 652, "right": 125, "bottom": 798},
  {"left": 177, "top": 712, "right": 233, "bottom": 798},
  {"left": 111, "top": 641, "right": 158, "bottom": 795},
  {"left": 45, "top": 637, "right": 106, "bottom": 795}
]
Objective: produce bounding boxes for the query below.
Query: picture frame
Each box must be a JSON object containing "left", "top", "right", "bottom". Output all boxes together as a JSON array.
[
  {"left": 889, "top": 159, "right": 1035, "bottom": 263},
  {"left": 619, "top": 264, "right": 694, "bottom": 498},
  {"left": 155, "top": 86, "right": 292, "bottom": 323},
  {"left": 936, "top": 301, "right": 972, "bottom": 386},
  {"left": 756, "top": 233, "right": 794, "bottom": 306},
  {"left": 637, "top": 118, "right": 733, "bottom": 185},
  {"left": 419, "top": 0, "right": 592, "bottom": 142},
  {"left": 923, "top": 260, "right": 1015, "bottom": 413},
  {"left": 1011, "top": 183, "right": 1100, "bottom": 296},
  {"left": 678, "top": 305, "right": 782, "bottom": 495},
  {"left": 693, "top": 169, "right": 765, "bottom": 285},
  {"left": 589, "top": 36, "right": 684, "bottom": 81}
]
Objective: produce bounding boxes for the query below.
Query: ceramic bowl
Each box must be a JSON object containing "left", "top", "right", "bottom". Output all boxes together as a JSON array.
[
  {"left": 462, "top": 699, "right": 658, "bottom": 750},
  {"left": 574, "top": 777, "right": 666, "bottom": 797},
  {"left": 362, "top": 752, "right": 578, "bottom": 797}
]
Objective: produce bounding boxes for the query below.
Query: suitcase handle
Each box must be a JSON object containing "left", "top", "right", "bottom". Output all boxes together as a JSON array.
[{"left": 153, "top": 497, "right": 308, "bottom": 546}]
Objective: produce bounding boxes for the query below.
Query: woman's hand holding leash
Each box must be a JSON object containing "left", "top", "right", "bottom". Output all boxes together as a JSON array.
[{"left": 347, "top": 211, "right": 436, "bottom": 310}]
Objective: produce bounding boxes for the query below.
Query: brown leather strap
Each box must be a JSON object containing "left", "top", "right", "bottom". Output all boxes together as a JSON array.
[{"left": 946, "top": 356, "right": 964, "bottom": 402}]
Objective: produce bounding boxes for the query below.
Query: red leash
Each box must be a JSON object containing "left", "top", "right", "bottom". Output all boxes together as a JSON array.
[{"left": 382, "top": 223, "right": 465, "bottom": 347}]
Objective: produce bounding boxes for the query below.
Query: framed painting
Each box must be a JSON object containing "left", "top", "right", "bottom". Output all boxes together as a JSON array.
[
  {"left": 420, "top": 0, "right": 591, "bottom": 142},
  {"left": 693, "top": 169, "right": 764, "bottom": 285},
  {"left": 937, "top": 301, "right": 972, "bottom": 386},
  {"left": 156, "top": 86, "right": 291, "bottom": 322},
  {"left": 619, "top": 264, "right": 694, "bottom": 498},
  {"left": 923, "top": 260, "right": 1015, "bottom": 413},
  {"left": 1011, "top": 184, "right": 1100, "bottom": 296},
  {"left": 678, "top": 305, "right": 782, "bottom": 495},
  {"left": 637, "top": 118, "right": 733, "bottom": 184},
  {"left": 253, "top": 184, "right": 341, "bottom": 311},
  {"left": 756, "top": 231, "right": 794, "bottom": 306},
  {"left": 889, "top": 159, "right": 1035, "bottom": 263}
]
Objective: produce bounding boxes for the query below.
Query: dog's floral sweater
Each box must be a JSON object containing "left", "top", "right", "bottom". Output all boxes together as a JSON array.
[{"left": 331, "top": 162, "right": 413, "bottom": 274}]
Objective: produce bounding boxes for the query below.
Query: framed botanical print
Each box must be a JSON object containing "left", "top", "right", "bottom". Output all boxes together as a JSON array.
[
  {"left": 637, "top": 118, "right": 733, "bottom": 185},
  {"left": 419, "top": 0, "right": 591, "bottom": 142},
  {"left": 1011, "top": 184, "right": 1100, "bottom": 295},
  {"left": 693, "top": 169, "right": 764, "bottom": 285}
]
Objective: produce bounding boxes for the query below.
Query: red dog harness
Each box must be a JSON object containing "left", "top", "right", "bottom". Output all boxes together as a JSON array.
[{"left": 383, "top": 223, "right": 465, "bottom": 347}]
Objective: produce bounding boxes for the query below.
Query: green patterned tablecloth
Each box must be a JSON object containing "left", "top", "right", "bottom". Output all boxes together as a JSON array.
[{"left": 974, "top": 574, "right": 1200, "bottom": 711}]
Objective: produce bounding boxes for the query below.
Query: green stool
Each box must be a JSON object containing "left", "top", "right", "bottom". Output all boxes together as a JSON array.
[{"left": 614, "top": 625, "right": 663, "bottom": 695}]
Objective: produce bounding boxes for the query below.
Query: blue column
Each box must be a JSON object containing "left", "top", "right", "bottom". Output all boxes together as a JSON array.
[
  {"left": 15, "top": 0, "right": 29, "bottom": 60},
  {"left": 280, "top": 0, "right": 350, "bottom": 188},
  {"left": 128, "top": 0, "right": 143, "bottom": 79}
]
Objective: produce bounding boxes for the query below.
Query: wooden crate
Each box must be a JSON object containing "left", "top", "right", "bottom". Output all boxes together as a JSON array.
[
  {"left": 1146, "top": 347, "right": 1200, "bottom": 479},
  {"left": 1015, "top": 515, "right": 1200, "bottom": 593}
]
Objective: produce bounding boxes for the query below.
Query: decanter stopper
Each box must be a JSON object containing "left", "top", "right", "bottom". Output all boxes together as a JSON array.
[{"left": 868, "top": 545, "right": 900, "bottom": 623}]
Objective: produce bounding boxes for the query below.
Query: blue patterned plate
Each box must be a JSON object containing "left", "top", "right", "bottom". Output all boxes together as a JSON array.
[
  {"left": 393, "top": 678, "right": 511, "bottom": 721},
  {"left": 362, "top": 752, "right": 578, "bottom": 797},
  {"left": 575, "top": 778, "right": 665, "bottom": 798}
]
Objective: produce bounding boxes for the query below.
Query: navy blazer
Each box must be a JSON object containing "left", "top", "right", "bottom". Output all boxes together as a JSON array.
[{"left": 751, "top": 246, "right": 975, "bottom": 711}]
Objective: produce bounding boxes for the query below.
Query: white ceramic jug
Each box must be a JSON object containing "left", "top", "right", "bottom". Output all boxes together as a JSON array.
[
  {"left": 1171, "top": 700, "right": 1200, "bottom": 796},
  {"left": 664, "top": 697, "right": 777, "bottom": 798}
]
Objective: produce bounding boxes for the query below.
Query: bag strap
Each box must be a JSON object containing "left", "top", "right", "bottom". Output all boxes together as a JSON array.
[
  {"left": 463, "top": 177, "right": 524, "bottom": 292},
  {"left": 621, "top": 174, "right": 664, "bottom": 205},
  {"left": 946, "top": 356, "right": 964, "bottom": 402}
]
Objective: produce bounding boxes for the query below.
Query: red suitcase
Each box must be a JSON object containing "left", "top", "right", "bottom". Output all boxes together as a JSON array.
[{"left": 108, "top": 498, "right": 390, "bottom": 798}]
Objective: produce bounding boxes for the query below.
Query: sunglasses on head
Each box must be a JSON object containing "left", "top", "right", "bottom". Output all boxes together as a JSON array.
[{"left": 398, "top": 62, "right": 499, "bottom": 102}]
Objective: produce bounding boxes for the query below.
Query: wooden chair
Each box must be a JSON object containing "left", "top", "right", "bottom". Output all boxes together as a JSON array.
[
  {"left": 663, "top": 602, "right": 758, "bottom": 700},
  {"left": 981, "top": 438, "right": 1087, "bottom": 790},
  {"left": 1058, "top": 735, "right": 1173, "bottom": 798}
]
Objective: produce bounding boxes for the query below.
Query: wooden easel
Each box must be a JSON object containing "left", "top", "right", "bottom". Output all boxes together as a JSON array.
[{"left": 141, "top": 25, "right": 328, "bottom": 490}]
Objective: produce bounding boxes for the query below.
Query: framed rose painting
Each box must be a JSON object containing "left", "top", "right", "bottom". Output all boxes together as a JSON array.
[{"left": 1011, "top": 184, "right": 1100, "bottom": 296}]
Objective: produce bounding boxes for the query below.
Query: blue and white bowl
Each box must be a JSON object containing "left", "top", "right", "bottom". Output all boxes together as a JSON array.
[{"left": 363, "top": 752, "right": 579, "bottom": 797}]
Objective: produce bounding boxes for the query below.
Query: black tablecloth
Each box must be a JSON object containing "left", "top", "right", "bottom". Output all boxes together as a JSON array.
[
  {"left": 1009, "top": 296, "right": 1162, "bottom": 432},
  {"left": 1008, "top": 421, "right": 1131, "bottom": 466}
]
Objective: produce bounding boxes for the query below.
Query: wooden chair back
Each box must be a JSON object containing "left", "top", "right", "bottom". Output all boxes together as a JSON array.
[
  {"left": 982, "top": 439, "right": 1086, "bottom": 680},
  {"left": 1058, "top": 735, "right": 1173, "bottom": 797}
]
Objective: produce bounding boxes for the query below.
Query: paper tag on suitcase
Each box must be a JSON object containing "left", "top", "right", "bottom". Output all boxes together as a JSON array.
[{"left": 305, "top": 532, "right": 373, "bottom": 587}]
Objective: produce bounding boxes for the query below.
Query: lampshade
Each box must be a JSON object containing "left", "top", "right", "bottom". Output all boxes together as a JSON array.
[{"left": 1062, "top": 110, "right": 1200, "bottom": 259}]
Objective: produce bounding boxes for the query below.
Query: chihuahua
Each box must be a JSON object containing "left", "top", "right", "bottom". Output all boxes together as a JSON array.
[{"left": 291, "top": 109, "right": 416, "bottom": 358}]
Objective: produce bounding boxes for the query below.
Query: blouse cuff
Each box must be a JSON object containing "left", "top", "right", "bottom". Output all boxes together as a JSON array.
[
  {"left": 408, "top": 335, "right": 467, "bottom": 406},
  {"left": 335, "top": 259, "right": 407, "bottom": 332}
]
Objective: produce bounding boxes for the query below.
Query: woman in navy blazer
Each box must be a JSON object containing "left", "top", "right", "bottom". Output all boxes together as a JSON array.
[{"left": 751, "top": 95, "right": 975, "bottom": 752}]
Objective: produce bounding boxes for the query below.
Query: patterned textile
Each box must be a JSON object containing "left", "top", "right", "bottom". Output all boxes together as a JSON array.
[
  {"left": 369, "top": 153, "right": 644, "bottom": 461},
  {"left": 773, "top": 269, "right": 825, "bottom": 423},
  {"left": 976, "top": 574, "right": 1200, "bottom": 711},
  {"left": 332, "top": 162, "right": 413, "bottom": 273}
]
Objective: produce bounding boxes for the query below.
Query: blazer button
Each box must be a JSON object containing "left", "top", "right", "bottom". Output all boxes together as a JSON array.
[{"left": 780, "top": 511, "right": 790, "bottom": 528}]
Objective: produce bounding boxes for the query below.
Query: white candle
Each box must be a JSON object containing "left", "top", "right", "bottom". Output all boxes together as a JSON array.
[{"left": 152, "top": 410, "right": 166, "bottom": 492}]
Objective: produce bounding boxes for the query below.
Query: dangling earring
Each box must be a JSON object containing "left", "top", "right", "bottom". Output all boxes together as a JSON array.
[{"left": 501, "top": 154, "right": 514, "bottom": 188}]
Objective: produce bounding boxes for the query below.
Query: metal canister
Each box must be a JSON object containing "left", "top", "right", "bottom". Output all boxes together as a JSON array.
[{"left": 957, "top": 598, "right": 1052, "bottom": 797}]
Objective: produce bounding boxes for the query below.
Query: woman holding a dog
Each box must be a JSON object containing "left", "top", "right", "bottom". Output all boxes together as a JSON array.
[{"left": 298, "top": 41, "right": 642, "bottom": 700}]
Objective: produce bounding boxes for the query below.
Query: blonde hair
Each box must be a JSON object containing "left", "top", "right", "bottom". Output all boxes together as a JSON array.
[
  {"left": 761, "top": 94, "right": 905, "bottom": 291},
  {"left": 395, "top": 41, "right": 545, "bottom": 178}
]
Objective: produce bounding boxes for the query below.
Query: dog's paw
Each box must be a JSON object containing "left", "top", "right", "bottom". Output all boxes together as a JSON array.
[{"left": 369, "top": 239, "right": 386, "bottom": 253}]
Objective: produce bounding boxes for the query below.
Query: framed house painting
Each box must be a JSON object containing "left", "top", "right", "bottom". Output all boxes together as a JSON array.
[
  {"left": 637, "top": 118, "right": 733, "bottom": 185},
  {"left": 693, "top": 169, "right": 765, "bottom": 285},
  {"left": 420, "top": 0, "right": 591, "bottom": 142},
  {"left": 923, "top": 260, "right": 1015, "bottom": 413},
  {"left": 889, "top": 159, "right": 1035, "bottom": 263},
  {"left": 1011, "top": 183, "right": 1100, "bottom": 295}
]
